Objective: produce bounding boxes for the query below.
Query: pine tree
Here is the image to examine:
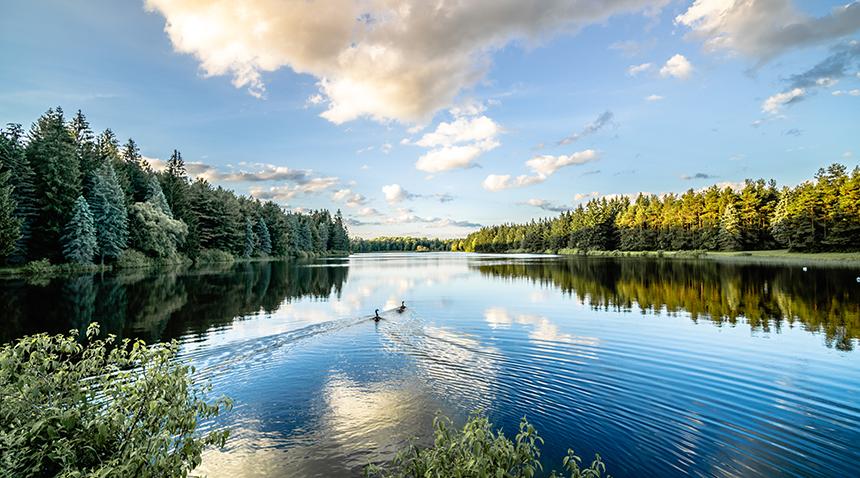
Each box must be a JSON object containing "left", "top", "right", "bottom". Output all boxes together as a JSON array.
[
  {"left": 0, "top": 169, "right": 21, "bottom": 258},
  {"left": 717, "top": 202, "right": 743, "bottom": 251},
  {"left": 243, "top": 218, "right": 256, "bottom": 258},
  {"left": 62, "top": 196, "right": 97, "bottom": 264},
  {"left": 0, "top": 124, "right": 36, "bottom": 262},
  {"left": 69, "top": 110, "right": 99, "bottom": 198},
  {"left": 256, "top": 217, "right": 272, "bottom": 255},
  {"left": 122, "top": 138, "right": 150, "bottom": 202},
  {"left": 27, "top": 107, "right": 81, "bottom": 260},
  {"left": 90, "top": 162, "right": 128, "bottom": 263}
]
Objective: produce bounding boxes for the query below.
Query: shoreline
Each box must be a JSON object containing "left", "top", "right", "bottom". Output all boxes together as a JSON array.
[{"left": 550, "top": 248, "right": 860, "bottom": 267}]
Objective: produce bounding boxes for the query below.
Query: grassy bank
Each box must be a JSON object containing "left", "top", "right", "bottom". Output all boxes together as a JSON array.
[{"left": 552, "top": 248, "right": 860, "bottom": 266}]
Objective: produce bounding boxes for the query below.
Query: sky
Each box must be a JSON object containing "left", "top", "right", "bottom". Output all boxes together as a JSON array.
[{"left": 1, "top": 0, "right": 859, "bottom": 238}]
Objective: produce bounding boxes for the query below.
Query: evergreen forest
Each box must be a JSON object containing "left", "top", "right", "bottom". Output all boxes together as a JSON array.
[{"left": 0, "top": 108, "right": 350, "bottom": 268}]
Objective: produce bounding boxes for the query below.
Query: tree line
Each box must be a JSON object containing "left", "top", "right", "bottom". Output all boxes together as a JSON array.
[
  {"left": 462, "top": 164, "right": 860, "bottom": 253},
  {"left": 0, "top": 107, "right": 350, "bottom": 267},
  {"left": 350, "top": 236, "right": 460, "bottom": 252}
]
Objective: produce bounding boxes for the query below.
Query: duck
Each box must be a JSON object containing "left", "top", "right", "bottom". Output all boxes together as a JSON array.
[
  {"left": 374, "top": 309, "right": 382, "bottom": 322},
  {"left": 397, "top": 301, "right": 406, "bottom": 313}
]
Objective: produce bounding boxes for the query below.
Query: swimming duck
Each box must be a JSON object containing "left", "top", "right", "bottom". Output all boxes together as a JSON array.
[
  {"left": 374, "top": 309, "right": 382, "bottom": 322},
  {"left": 397, "top": 301, "right": 406, "bottom": 313}
]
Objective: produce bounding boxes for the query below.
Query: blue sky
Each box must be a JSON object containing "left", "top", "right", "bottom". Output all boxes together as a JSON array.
[{"left": 2, "top": 1, "right": 859, "bottom": 238}]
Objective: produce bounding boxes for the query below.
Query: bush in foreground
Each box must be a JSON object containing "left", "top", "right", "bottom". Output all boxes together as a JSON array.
[
  {"left": 0, "top": 323, "right": 231, "bottom": 477},
  {"left": 366, "top": 414, "right": 609, "bottom": 478}
]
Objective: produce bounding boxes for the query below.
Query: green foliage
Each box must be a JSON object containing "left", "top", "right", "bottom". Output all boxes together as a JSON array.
[
  {"left": 147, "top": 176, "right": 173, "bottom": 217},
  {"left": 717, "top": 202, "right": 742, "bottom": 251},
  {"left": 196, "top": 248, "right": 235, "bottom": 264},
  {"left": 61, "top": 196, "right": 97, "bottom": 264},
  {"left": 90, "top": 162, "right": 129, "bottom": 262},
  {"left": 21, "top": 258, "right": 53, "bottom": 275},
  {"left": 366, "top": 414, "right": 609, "bottom": 478},
  {"left": 128, "top": 201, "right": 188, "bottom": 258},
  {"left": 0, "top": 323, "right": 231, "bottom": 477}
]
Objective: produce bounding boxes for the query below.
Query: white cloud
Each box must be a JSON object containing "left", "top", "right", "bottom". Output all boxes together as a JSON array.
[
  {"left": 483, "top": 149, "right": 599, "bottom": 191},
  {"left": 660, "top": 54, "right": 693, "bottom": 79},
  {"left": 832, "top": 89, "right": 860, "bottom": 96},
  {"left": 676, "top": 0, "right": 860, "bottom": 63},
  {"left": 482, "top": 174, "right": 546, "bottom": 192},
  {"left": 627, "top": 62, "right": 653, "bottom": 76},
  {"left": 332, "top": 188, "right": 368, "bottom": 207},
  {"left": 574, "top": 191, "right": 600, "bottom": 201},
  {"left": 412, "top": 115, "right": 501, "bottom": 172},
  {"left": 645, "top": 94, "right": 664, "bottom": 101},
  {"left": 525, "top": 150, "right": 599, "bottom": 176},
  {"left": 762, "top": 87, "right": 805, "bottom": 113},
  {"left": 382, "top": 184, "right": 412, "bottom": 204},
  {"left": 381, "top": 143, "right": 393, "bottom": 154},
  {"left": 145, "top": 0, "right": 671, "bottom": 124},
  {"left": 415, "top": 144, "right": 490, "bottom": 173}
]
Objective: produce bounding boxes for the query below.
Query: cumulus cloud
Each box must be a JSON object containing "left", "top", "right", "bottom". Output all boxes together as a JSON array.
[
  {"left": 145, "top": 0, "right": 671, "bottom": 124},
  {"left": 762, "top": 87, "right": 805, "bottom": 113},
  {"left": 557, "top": 111, "right": 614, "bottom": 146},
  {"left": 660, "top": 54, "right": 693, "bottom": 79},
  {"left": 574, "top": 191, "right": 600, "bottom": 201},
  {"left": 332, "top": 188, "right": 368, "bottom": 207},
  {"left": 413, "top": 115, "right": 501, "bottom": 172},
  {"left": 676, "top": 0, "right": 860, "bottom": 63},
  {"left": 483, "top": 149, "right": 599, "bottom": 191},
  {"left": 645, "top": 94, "right": 664, "bottom": 101},
  {"left": 627, "top": 62, "right": 653, "bottom": 76},
  {"left": 347, "top": 209, "right": 481, "bottom": 229},
  {"left": 382, "top": 184, "right": 414, "bottom": 204}
]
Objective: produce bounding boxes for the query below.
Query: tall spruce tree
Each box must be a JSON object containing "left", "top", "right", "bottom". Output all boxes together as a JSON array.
[
  {"left": 122, "top": 138, "right": 150, "bottom": 202},
  {"left": 0, "top": 124, "right": 36, "bottom": 262},
  {"left": 0, "top": 168, "right": 21, "bottom": 258},
  {"left": 90, "top": 162, "right": 128, "bottom": 263},
  {"left": 69, "top": 110, "right": 99, "bottom": 198},
  {"left": 256, "top": 217, "right": 272, "bottom": 255},
  {"left": 27, "top": 107, "right": 81, "bottom": 260},
  {"left": 243, "top": 218, "right": 256, "bottom": 258},
  {"left": 62, "top": 196, "right": 97, "bottom": 264}
]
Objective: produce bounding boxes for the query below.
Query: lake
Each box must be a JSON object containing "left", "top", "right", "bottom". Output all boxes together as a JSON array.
[{"left": 2, "top": 253, "right": 859, "bottom": 477}]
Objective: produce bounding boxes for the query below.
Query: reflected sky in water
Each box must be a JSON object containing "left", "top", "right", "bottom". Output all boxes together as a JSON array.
[{"left": 2, "top": 253, "right": 859, "bottom": 477}]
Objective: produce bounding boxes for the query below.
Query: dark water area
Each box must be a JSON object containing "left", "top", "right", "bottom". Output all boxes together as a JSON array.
[{"left": 2, "top": 253, "right": 859, "bottom": 477}]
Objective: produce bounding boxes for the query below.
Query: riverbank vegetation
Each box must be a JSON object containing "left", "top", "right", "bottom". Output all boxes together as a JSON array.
[
  {"left": 0, "top": 323, "right": 230, "bottom": 477},
  {"left": 351, "top": 236, "right": 459, "bottom": 252},
  {"left": 0, "top": 108, "right": 350, "bottom": 274},
  {"left": 366, "top": 414, "right": 609, "bottom": 478},
  {"left": 461, "top": 164, "right": 860, "bottom": 254}
]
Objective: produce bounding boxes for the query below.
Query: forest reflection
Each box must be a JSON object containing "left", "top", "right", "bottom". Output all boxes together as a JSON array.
[
  {"left": 0, "top": 260, "right": 349, "bottom": 344},
  {"left": 469, "top": 257, "right": 860, "bottom": 351}
]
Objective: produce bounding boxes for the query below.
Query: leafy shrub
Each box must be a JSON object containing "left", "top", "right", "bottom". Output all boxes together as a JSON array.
[
  {"left": 128, "top": 201, "right": 188, "bottom": 258},
  {"left": 366, "top": 414, "right": 610, "bottom": 478},
  {"left": 115, "top": 248, "right": 152, "bottom": 269},
  {"left": 21, "top": 258, "right": 53, "bottom": 274},
  {"left": 0, "top": 323, "right": 231, "bottom": 477},
  {"left": 195, "top": 248, "right": 235, "bottom": 264}
]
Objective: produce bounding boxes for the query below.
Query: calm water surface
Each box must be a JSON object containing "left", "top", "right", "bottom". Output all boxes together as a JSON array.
[{"left": 2, "top": 253, "right": 859, "bottom": 477}]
